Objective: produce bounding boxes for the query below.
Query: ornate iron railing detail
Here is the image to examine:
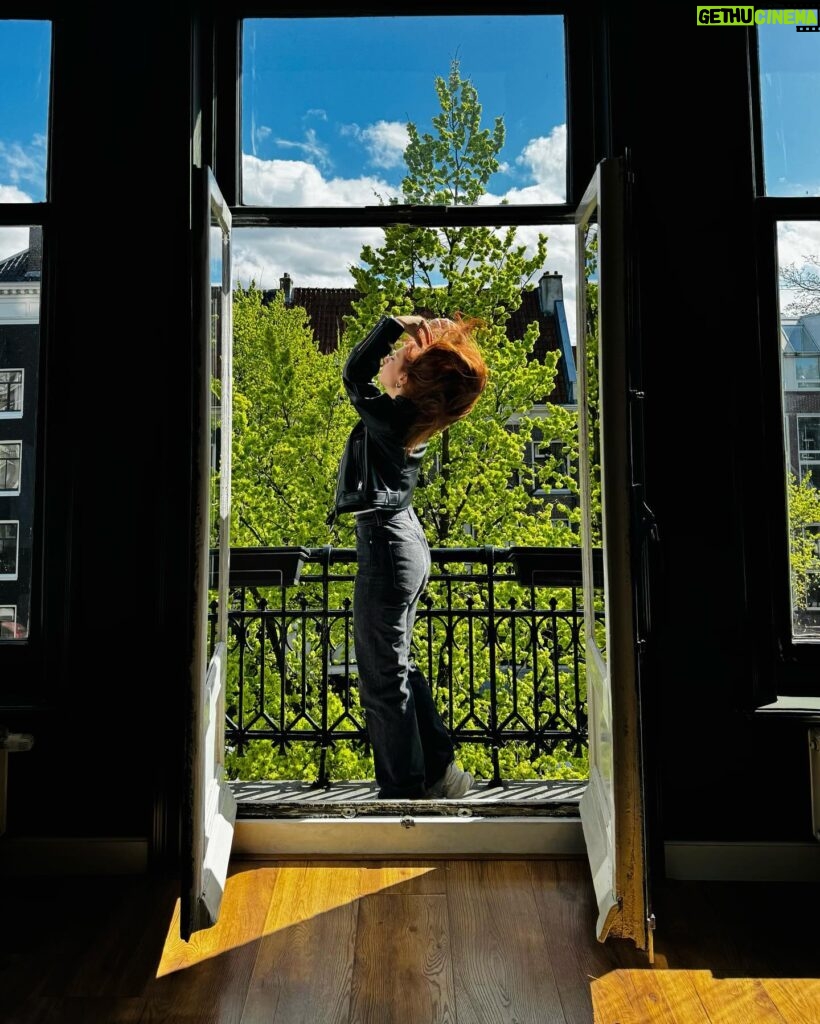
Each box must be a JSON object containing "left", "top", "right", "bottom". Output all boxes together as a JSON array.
[{"left": 211, "top": 546, "right": 597, "bottom": 787}]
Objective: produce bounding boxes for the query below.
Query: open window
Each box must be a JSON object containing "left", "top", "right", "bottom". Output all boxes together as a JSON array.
[
  {"left": 181, "top": 8, "right": 655, "bottom": 946},
  {"left": 180, "top": 167, "right": 237, "bottom": 941},
  {"left": 576, "top": 156, "right": 654, "bottom": 953}
]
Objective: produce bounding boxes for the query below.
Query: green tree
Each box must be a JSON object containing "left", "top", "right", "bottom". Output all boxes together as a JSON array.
[
  {"left": 780, "top": 255, "right": 820, "bottom": 316},
  {"left": 339, "top": 59, "right": 584, "bottom": 780},
  {"left": 224, "top": 62, "right": 588, "bottom": 784},
  {"left": 345, "top": 58, "right": 578, "bottom": 548},
  {"left": 231, "top": 285, "right": 355, "bottom": 547},
  {"left": 788, "top": 471, "right": 820, "bottom": 617}
]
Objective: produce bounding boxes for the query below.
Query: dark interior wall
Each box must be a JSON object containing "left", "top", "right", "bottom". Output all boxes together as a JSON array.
[
  {"left": 608, "top": 8, "right": 815, "bottom": 843},
  {"left": 3, "top": 8, "right": 194, "bottom": 840},
  {"left": 1, "top": 3, "right": 815, "bottom": 856}
]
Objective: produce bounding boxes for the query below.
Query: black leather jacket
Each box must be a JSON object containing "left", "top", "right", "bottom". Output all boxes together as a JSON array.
[{"left": 331, "top": 316, "right": 428, "bottom": 521}]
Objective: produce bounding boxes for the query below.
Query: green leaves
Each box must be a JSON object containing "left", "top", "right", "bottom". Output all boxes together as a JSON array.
[
  {"left": 346, "top": 59, "right": 576, "bottom": 548},
  {"left": 226, "top": 61, "right": 588, "bottom": 784},
  {"left": 232, "top": 285, "right": 358, "bottom": 548},
  {"left": 788, "top": 471, "right": 820, "bottom": 611}
]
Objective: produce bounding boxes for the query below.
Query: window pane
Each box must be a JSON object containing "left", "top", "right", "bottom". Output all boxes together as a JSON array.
[
  {"left": 233, "top": 222, "right": 576, "bottom": 339},
  {"left": 0, "top": 225, "right": 41, "bottom": 640},
  {"left": 230, "top": 223, "right": 578, "bottom": 548},
  {"left": 758, "top": 21, "right": 820, "bottom": 197},
  {"left": 0, "top": 20, "right": 51, "bottom": 203},
  {"left": 241, "top": 15, "right": 566, "bottom": 207}
]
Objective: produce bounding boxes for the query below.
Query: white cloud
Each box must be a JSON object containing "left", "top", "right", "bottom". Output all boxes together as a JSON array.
[
  {"left": 233, "top": 224, "right": 387, "bottom": 291},
  {"left": 236, "top": 155, "right": 402, "bottom": 289},
  {"left": 521, "top": 222, "right": 577, "bottom": 344},
  {"left": 512, "top": 124, "right": 567, "bottom": 204},
  {"left": 342, "top": 120, "right": 409, "bottom": 169},
  {"left": 777, "top": 221, "right": 820, "bottom": 315},
  {"left": 777, "top": 221, "right": 820, "bottom": 267},
  {"left": 0, "top": 135, "right": 47, "bottom": 192},
  {"left": 243, "top": 153, "right": 400, "bottom": 207},
  {"left": 273, "top": 128, "right": 332, "bottom": 170},
  {"left": 0, "top": 187, "right": 34, "bottom": 261},
  {"left": 0, "top": 184, "right": 33, "bottom": 204},
  {"left": 237, "top": 141, "right": 578, "bottom": 341},
  {"left": 0, "top": 222, "right": 31, "bottom": 262}
]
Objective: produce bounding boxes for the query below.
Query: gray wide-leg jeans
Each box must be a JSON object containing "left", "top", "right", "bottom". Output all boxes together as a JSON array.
[{"left": 354, "top": 506, "right": 454, "bottom": 799}]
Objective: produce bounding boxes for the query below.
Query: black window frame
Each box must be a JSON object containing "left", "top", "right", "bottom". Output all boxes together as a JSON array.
[
  {"left": 747, "top": 26, "right": 820, "bottom": 702},
  {"left": 0, "top": 9, "right": 56, "bottom": 700},
  {"left": 206, "top": 0, "right": 606, "bottom": 587},
  {"left": 208, "top": 1, "right": 604, "bottom": 252}
]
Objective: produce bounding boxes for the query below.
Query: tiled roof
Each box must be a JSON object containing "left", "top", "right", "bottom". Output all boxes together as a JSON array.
[
  {"left": 262, "top": 287, "right": 360, "bottom": 355},
  {"left": 0, "top": 248, "right": 32, "bottom": 283},
  {"left": 261, "top": 284, "right": 570, "bottom": 404}
]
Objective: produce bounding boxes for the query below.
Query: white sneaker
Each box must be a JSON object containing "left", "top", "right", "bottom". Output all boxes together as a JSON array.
[{"left": 427, "top": 761, "right": 475, "bottom": 799}]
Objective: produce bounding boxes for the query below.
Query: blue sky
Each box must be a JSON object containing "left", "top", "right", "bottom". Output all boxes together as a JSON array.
[
  {"left": 242, "top": 15, "right": 566, "bottom": 203},
  {"left": 1, "top": 17, "right": 819, "bottom": 323},
  {"left": 235, "top": 14, "right": 577, "bottom": 319},
  {"left": 0, "top": 20, "right": 49, "bottom": 205},
  {"left": 757, "top": 23, "right": 820, "bottom": 196}
]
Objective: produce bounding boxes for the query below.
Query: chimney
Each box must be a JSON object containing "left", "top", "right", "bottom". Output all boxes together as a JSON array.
[
  {"left": 537, "top": 271, "right": 563, "bottom": 315},
  {"left": 25, "top": 225, "right": 43, "bottom": 280},
  {"left": 280, "top": 272, "right": 292, "bottom": 305}
]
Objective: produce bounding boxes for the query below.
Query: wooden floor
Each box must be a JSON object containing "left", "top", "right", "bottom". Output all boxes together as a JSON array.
[{"left": 1, "top": 857, "right": 819, "bottom": 1023}]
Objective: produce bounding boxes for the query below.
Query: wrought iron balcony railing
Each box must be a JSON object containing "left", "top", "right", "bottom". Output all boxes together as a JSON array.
[{"left": 211, "top": 545, "right": 599, "bottom": 788}]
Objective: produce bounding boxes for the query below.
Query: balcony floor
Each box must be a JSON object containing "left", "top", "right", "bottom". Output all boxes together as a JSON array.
[{"left": 230, "top": 778, "right": 586, "bottom": 818}]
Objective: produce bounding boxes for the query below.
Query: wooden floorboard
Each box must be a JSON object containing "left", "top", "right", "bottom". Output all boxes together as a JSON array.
[
  {"left": 527, "top": 859, "right": 625, "bottom": 1024},
  {"left": 446, "top": 859, "right": 568, "bottom": 1023},
  {"left": 350, "top": 893, "right": 454, "bottom": 1024},
  {"left": 1, "top": 857, "right": 818, "bottom": 1024}
]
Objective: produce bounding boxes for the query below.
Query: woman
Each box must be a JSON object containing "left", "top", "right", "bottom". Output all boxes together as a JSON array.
[{"left": 332, "top": 312, "right": 489, "bottom": 800}]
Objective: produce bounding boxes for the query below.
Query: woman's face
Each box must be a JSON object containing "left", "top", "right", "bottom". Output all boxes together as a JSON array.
[{"left": 378, "top": 333, "right": 426, "bottom": 395}]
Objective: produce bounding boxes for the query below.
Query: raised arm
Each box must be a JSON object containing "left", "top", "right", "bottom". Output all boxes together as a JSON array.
[{"left": 342, "top": 315, "right": 412, "bottom": 436}]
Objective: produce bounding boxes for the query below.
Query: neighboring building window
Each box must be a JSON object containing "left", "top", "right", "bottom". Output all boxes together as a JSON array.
[
  {"left": 0, "top": 441, "right": 21, "bottom": 493},
  {"left": 0, "top": 522, "right": 19, "bottom": 579},
  {"left": 0, "top": 604, "right": 18, "bottom": 639},
  {"left": 528, "top": 438, "right": 573, "bottom": 496},
  {"left": 800, "top": 462, "right": 820, "bottom": 488},
  {"left": 798, "top": 416, "right": 820, "bottom": 454},
  {"left": 796, "top": 355, "right": 820, "bottom": 388},
  {"left": 807, "top": 571, "right": 820, "bottom": 612},
  {"left": 798, "top": 525, "right": 820, "bottom": 625},
  {"left": 0, "top": 370, "right": 23, "bottom": 415},
  {"left": 550, "top": 507, "right": 571, "bottom": 529}
]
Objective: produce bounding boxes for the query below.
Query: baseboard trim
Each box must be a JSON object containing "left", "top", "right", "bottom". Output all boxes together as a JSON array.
[
  {"left": 233, "top": 815, "right": 585, "bottom": 857},
  {"left": 664, "top": 840, "right": 820, "bottom": 881},
  {"left": 0, "top": 837, "right": 149, "bottom": 875}
]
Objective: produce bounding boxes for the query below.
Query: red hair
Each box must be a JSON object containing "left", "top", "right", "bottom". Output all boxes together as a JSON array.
[{"left": 402, "top": 314, "right": 489, "bottom": 451}]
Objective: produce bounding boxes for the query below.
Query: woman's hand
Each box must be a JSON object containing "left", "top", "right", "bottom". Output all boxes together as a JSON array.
[{"left": 393, "top": 315, "right": 433, "bottom": 348}]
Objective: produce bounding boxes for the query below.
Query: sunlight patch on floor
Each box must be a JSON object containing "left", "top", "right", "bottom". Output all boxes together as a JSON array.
[
  {"left": 590, "top": 968, "right": 820, "bottom": 1024},
  {"left": 155, "top": 863, "right": 437, "bottom": 976}
]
